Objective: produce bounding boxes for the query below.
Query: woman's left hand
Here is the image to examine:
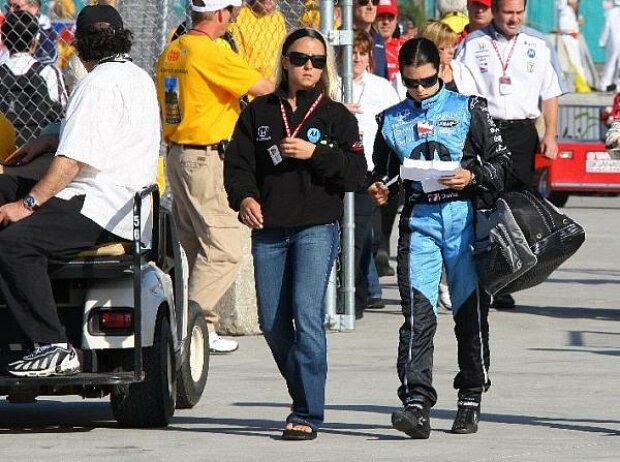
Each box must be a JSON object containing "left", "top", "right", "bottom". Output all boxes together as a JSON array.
[
  {"left": 279, "top": 137, "right": 316, "bottom": 160},
  {"left": 438, "top": 169, "right": 472, "bottom": 191}
]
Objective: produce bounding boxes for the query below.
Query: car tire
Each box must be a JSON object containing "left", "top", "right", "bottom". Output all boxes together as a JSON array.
[
  {"left": 111, "top": 309, "right": 176, "bottom": 428},
  {"left": 537, "top": 168, "right": 570, "bottom": 207},
  {"left": 176, "top": 301, "right": 209, "bottom": 409}
]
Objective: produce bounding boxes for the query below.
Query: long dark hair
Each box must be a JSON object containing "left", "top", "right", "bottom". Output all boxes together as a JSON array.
[{"left": 398, "top": 37, "right": 440, "bottom": 71}]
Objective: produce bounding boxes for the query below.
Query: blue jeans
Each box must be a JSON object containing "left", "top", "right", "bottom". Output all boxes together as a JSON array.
[{"left": 252, "top": 222, "right": 339, "bottom": 430}]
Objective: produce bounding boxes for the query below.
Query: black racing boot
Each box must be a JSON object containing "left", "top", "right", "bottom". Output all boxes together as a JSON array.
[
  {"left": 451, "top": 400, "right": 481, "bottom": 434},
  {"left": 391, "top": 402, "right": 431, "bottom": 439}
]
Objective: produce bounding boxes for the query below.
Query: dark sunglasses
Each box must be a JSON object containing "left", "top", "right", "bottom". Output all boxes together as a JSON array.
[
  {"left": 402, "top": 74, "right": 439, "bottom": 89},
  {"left": 287, "top": 51, "right": 327, "bottom": 69},
  {"left": 357, "top": 0, "right": 380, "bottom": 5}
]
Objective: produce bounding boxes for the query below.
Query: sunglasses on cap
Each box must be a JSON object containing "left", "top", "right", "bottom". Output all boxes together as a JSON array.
[
  {"left": 287, "top": 51, "right": 327, "bottom": 69},
  {"left": 357, "top": 0, "right": 380, "bottom": 6},
  {"left": 402, "top": 74, "right": 439, "bottom": 89}
]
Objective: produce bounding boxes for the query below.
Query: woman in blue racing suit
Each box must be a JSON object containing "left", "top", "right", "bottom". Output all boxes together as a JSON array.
[{"left": 368, "top": 38, "right": 511, "bottom": 439}]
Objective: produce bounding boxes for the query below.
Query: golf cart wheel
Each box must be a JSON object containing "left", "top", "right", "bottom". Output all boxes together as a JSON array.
[
  {"left": 111, "top": 308, "right": 176, "bottom": 427},
  {"left": 537, "top": 168, "right": 569, "bottom": 207},
  {"left": 176, "top": 301, "right": 209, "bottom": 409}
]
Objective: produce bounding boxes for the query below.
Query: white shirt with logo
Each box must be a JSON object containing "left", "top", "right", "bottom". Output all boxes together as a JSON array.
[
  {"left": 455, "top": 24, "right": 567, "bottom": 121},
  {"left": 56, "top": 60, "right": 161, "bottom": 241},
  {"left": 350, "top": 71, "right": 400, "bottom": 171}
]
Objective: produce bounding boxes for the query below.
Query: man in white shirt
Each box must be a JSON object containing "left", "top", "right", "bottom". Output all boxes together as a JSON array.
[
  {"left": 6, "top": 0, "right": 58, "bottom": 65},
  {"left": 455, "top": 0, "right": 566, "bottom": 310},
  {"left": 599, "top": 0, "right": 620, "bottom": 91},
  {"left": 0, "top": 11, "right": 67, "bottom": 146},
  {"left": 0, "top": 5, "right": 160, "bottom": 377}
]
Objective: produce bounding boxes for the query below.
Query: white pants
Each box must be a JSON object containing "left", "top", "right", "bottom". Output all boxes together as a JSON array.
[{"left": 601, "top": 45, "right": 620, "bottom": 89}]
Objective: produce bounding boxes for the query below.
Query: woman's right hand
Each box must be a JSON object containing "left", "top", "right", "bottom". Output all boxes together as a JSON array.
[
  {"left": 368, "top": 181, "right": 390, "bottom": 206},
  {"left": 240, "top": 197, "right": 264, "bottom": 229}
]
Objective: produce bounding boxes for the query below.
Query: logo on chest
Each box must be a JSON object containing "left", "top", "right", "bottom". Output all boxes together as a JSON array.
[
  {"left": 437, "top": 119, "right": 458, "bottom": 129},
  {"left": 306, "top": 127, "right": 322, "bottom": 143},
  {"left": 256, "top": 125, "right": 271, "bottom": 142}
]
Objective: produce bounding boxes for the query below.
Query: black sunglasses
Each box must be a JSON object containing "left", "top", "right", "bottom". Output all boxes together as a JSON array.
[
  {"left": 287, "top": 51, "right": 327, "bottom": 69},
  {"left": 357, "top": 0, "right": 380, "bottom": 5},
  {"left": 402, "top": 74, "right": 439, "bottom": 89}
]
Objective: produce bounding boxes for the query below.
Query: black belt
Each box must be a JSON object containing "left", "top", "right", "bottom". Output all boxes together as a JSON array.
[
  {"left": 408, "top": 189, "right": 468, "bottom": 204},
  {"left": 174, "top": 141, "right": 229, "bottom": 152},
  {"left": 492, "top": 118, "right": 535, "bottom": 129}
]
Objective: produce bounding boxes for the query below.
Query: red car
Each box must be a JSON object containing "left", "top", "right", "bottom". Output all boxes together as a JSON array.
[{"left": 535, "top": 101, "right": 620, "bottom": 206}]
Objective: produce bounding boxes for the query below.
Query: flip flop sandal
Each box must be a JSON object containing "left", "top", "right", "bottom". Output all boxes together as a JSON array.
[{"left": 282, "top": 428, "right": 317, "bottom": 441}]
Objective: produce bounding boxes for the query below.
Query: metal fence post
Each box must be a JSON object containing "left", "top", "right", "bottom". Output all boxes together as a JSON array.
[{"left": 319, "top": 0, "right": 355, "bottom": 331}]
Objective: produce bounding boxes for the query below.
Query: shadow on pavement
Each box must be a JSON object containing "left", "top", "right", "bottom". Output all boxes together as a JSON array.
[
  {"left": 212, "top": 402, "right": 620, "bottom": 438},
  {"left": 516, "top": 305, "right": 620, "bottom": 321},
  {"left": 0, "top": 400, "right": 115, "bottom": 433}
]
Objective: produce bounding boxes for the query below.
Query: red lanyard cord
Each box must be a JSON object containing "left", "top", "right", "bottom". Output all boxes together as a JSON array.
[{"left": 279, "top": 94, "right": 324, "bottom": 138}]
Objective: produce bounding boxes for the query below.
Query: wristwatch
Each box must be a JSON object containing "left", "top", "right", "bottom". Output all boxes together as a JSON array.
[{"left": 22, "top": 194, "right": 40, "bottom": 212}]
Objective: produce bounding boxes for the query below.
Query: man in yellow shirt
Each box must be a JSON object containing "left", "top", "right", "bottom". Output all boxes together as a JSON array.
[
  {"left": 229, "top": 0, "right": 287, "bottom": 82},
  {"left": 156, "top": 0, "right": 272, "bottom": 353}
]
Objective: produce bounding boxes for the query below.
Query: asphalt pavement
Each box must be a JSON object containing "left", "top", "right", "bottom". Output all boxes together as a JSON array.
[{"left": 0, "top": 195, "right": 618, "bottom": 462}]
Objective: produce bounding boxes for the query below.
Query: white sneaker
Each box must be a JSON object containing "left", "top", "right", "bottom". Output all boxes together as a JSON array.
[
  {"left": 208, "top": 333, "right": 239, "bottom": 354},
  {"left": 7, "top": 344, "right": 80, "bottom": 377},
  {"left": 438, "top": 281, "right": 452, "bottom": 311}
]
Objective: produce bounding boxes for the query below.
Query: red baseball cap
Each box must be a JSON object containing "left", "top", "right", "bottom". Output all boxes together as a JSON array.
[
  {"left": 376, "top": 0, "right": 398, "bottom": 17},
  {"left": 468, "top": 0, "right": 492, "bottom": 7}
]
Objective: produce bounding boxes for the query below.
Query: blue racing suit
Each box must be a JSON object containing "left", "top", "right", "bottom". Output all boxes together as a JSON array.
[{"left": 371, "top": 85, "right": 511, "bottom": 407}]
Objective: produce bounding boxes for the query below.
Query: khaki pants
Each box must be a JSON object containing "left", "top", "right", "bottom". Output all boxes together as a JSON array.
[{"left": 166, "top": 143, "right": 243, "bottom": 331}]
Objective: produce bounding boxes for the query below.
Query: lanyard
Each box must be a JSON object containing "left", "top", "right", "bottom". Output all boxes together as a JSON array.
[
  {"left": 490, "top": 36, "right": 518, "bottom": 77},
  {"left": 279, "top": 93, "right": 324, "bottom": 138}
]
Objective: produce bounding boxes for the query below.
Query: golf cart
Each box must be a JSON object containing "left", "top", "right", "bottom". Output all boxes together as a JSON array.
[{"left": 0, "top": 185, "right": 209, "bottom": 427}]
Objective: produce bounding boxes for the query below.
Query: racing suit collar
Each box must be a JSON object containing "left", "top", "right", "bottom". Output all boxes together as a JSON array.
[{"left": 405, "top": 81, "right": 447, "bottom": 111}]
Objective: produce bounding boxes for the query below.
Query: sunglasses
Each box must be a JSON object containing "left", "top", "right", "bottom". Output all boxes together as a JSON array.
[
  {"left": 402, "top": 74, "right": 439, "bottom": 89},
  {"left": 287, "top": 51, "right": 327, "bottom": 69},
  {"left": 357, "top": 0, "right": 380, "bottom": 6}
]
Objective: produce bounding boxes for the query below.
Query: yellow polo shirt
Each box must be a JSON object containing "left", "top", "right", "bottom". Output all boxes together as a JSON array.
[
  {"left": 155, "top": 34, "right": 261, "bottom": 145},
  {"left": 229, "top": 6, "right": 287, "bottom": 82}
]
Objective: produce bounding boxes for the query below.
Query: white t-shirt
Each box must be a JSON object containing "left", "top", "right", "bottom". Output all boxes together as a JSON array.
[
  {"left": 351, "top": 71, "right": 400, "bottom": 170},
  {"left": 600, "top": 7, "right": 620, "bottom": 48},
  {"left": 557, "top": 0, "right": 579, "bottom": 34},
  {"left": 450, "top": 60, "right": 479, "bottom": 96},
  {"left": 56, "top": 60, "right": 161, "bottom": 241},
  {"left": 2, "top": 53, "right": 67, "bottom": 106},
  {"left": 455, "top": 24, "right": 567, "bottom": 120},
  {"left": 0, "top": 46, "right": 8, "bottom": 65}
]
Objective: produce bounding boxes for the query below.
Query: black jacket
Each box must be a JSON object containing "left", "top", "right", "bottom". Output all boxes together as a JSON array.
[{"left": 224, "top": 85, "right": 367, "bottom": 228}]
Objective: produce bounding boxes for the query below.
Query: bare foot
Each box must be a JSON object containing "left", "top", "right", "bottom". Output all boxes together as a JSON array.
[{"left": 285, "top": 423, "right": 313, "bottom": 433}]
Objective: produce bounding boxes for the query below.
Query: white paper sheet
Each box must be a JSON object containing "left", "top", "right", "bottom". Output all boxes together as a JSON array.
[{"left": 400, "top": 159, "right": 461, "bottom": 193}]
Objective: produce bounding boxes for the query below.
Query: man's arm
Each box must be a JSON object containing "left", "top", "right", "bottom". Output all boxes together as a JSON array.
[
  {"left": 30, "top": 156, "right": 81, "bottom": 204},
  {"left": 541, "top": 96, "right": 559, "bottom": 159},
  {"left": 0, "top": 156, "right": 81, "bottom": 225},
  {"left": 4, "top": 133, "right": 60, "bottom": 166},
  {"left": 247, "top": 78, "right": 274, "bottom": 97}
]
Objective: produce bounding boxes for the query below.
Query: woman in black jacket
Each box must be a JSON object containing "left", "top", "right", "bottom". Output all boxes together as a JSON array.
[{"left": 224, "top": 28, "right": 367, "bottom": 441}]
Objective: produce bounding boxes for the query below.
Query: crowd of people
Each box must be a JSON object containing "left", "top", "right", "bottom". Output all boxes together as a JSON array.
[{"left": 0, "top": 0, "right": 615, "bottom": 443}]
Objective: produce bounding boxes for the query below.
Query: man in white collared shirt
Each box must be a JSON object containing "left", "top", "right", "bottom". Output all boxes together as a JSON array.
[
  {"left": 455, "top": 0, "right": 567, "bottom": 309},
  {"left": 456, "top": 0, "right": 566, "bottom": 186},
  {"left": 0, "top": 5, "right": 160, "bottom": 377}
]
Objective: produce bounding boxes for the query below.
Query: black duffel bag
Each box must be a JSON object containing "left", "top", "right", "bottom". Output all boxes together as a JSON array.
[{"left": 472, "top": 189, "right": 586, "bottom": 296}]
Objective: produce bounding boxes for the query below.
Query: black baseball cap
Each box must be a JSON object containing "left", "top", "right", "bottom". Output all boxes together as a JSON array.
[{"left": 76, "top": 5, "right": 124, "bottom": 33}]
